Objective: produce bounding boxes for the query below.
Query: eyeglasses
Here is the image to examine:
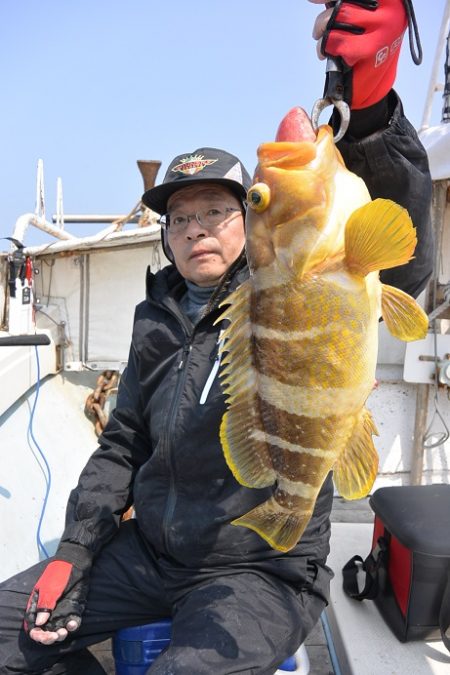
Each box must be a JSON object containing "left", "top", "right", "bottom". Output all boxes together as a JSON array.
[{"left": 159, "top": 206, "right": 241, "bottom": 235}]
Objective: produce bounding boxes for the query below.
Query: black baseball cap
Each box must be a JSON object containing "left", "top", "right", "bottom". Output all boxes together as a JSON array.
[{"left": 142, "top": 147, "right": 252, "bottom": 215}]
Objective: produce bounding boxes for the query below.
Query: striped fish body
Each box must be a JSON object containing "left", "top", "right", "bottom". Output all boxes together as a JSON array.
[
  {"left": 217, "top": 109, "right": 428, "bottom": 552},
  {"left": 249, "top": 268, "right": 380, "bottom": 492}
]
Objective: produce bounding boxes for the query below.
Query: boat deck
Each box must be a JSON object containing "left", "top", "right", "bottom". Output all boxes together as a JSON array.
[{"left": 327, "top": 521, "right": 450, "bottom": 675}]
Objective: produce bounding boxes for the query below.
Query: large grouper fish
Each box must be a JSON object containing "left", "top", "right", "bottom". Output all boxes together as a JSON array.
[{"left": 216, "top": 107, "right": 428, "bottom": 553}]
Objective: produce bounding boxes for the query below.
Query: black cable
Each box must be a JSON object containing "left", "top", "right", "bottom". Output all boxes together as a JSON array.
[{"left": 403, "top": 0, "right": 423, "bottom": 65}]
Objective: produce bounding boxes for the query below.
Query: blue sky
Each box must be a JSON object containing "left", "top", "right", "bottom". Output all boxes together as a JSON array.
[{"left": 0, "top": 0, "right": 447, "bottom": 246}]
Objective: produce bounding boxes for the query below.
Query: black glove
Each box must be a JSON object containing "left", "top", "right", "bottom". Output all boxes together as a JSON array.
[{"left": 24, "top": 542, "right": 93, "bottom": 634}]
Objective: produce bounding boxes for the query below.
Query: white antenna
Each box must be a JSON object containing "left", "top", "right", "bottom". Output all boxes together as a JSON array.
[
  {"left": 35, "top": 158, "right": 46, "bottom": 221},
  {"left": 56, "top": 177, "right": 65, "bottom": 230}
]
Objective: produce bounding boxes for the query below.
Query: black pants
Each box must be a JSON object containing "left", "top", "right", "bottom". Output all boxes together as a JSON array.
[{"left": 0, "top": 521, "right": 325, "bottom": 674}]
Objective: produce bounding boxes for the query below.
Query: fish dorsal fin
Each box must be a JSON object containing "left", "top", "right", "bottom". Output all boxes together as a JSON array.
[
  {"left": 381, "top": 283, "right": 428, "bottom": 341},
  {"left": 345, "top": 199, "right": 417, "bottom": 277},
  {"left": 333, "top": 408, "right": 379, "bottom": 500},
  {"left": 215, "top": 281, "right": 276, "bottom": 488}
]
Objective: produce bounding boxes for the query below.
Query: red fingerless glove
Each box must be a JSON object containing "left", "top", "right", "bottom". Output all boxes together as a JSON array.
[
  {"left": 322, "top": 0, "right": 407, "bottom": 109},
  {"left": 24, "top": 543, "right": 93, "bottom": 634}
]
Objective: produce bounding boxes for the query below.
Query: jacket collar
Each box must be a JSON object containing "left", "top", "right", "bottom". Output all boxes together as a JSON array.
[{"left": 145, "top": 255, "right": 249, "bottom": 307}]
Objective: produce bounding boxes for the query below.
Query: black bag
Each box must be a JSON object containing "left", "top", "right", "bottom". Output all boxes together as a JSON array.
[{"left": 342, "top": 484, "right": 450, "bottom": 650}]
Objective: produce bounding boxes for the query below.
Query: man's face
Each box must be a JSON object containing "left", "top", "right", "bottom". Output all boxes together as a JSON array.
[{"left": 166, "top": 184, "right": 245, "bottom": 287}]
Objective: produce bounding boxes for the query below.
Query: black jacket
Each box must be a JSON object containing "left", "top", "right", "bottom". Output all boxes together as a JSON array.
[{"left": 60, "top": 94, "right": 433, "bottom": 604}]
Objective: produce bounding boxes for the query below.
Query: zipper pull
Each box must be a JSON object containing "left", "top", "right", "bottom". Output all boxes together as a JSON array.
[
  {"left": 199, "top": 334, "right": 224, "bottom": 405},
  {"left": 178, "top": 343, "right": 192, "bottom": 370}
]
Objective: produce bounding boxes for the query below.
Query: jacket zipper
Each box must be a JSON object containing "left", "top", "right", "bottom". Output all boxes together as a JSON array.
[
  {"left": 148, "top": 295, "right": 222, "bottom": 554},
  {"left": 160, "top": 337, "right": 192, "bottom": 554}
]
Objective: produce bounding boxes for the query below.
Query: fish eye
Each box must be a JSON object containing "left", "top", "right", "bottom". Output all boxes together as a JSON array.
[{"left": 247, "top": 183, "right": 271, "bottom": 213}]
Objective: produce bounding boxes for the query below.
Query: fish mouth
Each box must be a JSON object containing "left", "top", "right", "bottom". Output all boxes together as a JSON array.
[
  {"left": 255, "top": 106, "right": 324, "bottom": 169},
  {"left": 257, "top": 138, "right": 319, "bottom": 169}
]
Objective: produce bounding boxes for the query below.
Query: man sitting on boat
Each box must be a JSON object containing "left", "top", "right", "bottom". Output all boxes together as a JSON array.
[{"left": 0, "top": 1, "right": 434, "bottom": 673}]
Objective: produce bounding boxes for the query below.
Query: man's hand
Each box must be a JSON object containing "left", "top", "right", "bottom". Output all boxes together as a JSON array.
[
  {"left": 24, "top": 543, "right": 92, "bottom": 645},
  {"left": 309, "top": 0, "right": 408, "bottom": 109}
]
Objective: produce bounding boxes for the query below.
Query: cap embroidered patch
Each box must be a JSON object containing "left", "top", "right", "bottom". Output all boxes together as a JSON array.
[{"left": 171, "top": 154, "right": 218, "bottom": 176}]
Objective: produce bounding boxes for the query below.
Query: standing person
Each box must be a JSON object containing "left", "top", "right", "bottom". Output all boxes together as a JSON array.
[{"left": 0, "top": 1, "right": 434, "bottom": 673}]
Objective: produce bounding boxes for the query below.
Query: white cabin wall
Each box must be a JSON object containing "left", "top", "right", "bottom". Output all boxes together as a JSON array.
[
  {"left": 86, "top": 245, "right": 163, "bottom": 365},
  {"left": 33, "top": 255, "right": 85, "bottom": 363},
  {"left": 369, "top": 369, "right": 450, "bottom": 489},
  {"left": 33, "top": 241, "right": 169, "bottom": 368}
]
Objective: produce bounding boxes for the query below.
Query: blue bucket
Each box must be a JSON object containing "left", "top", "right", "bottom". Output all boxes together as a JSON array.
[
  {"left": 279, "top": 653, "right": 298, "bottom": 671},
  {"left": 277, "top": 644, "right": 310, "bottom": 674},
  {"left": 113, "top": 620, "right": 308, "bottom": 674},
  {"left": 113, "top": 620, "right": 172, "bottom": 675}
]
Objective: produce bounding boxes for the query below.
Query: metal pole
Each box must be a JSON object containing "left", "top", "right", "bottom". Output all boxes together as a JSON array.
[
  {"left": 12, "top": 213, "right": 76, "bottom": 244},
  {"left": 420, "top": 0, "right": 450, "bottom": 130},
  {"left": 410, "top": 385, "right": 430, "bottom": 484},
  {"left": 410, "top": 181, "right": 449, "bottom": 484},
  {"left": 51, "top": 214, "right": 140, "bottom": 224},
  {"left": 35, "top": 159, "right": 46, "bottom": 220},
  {"left": 442, "top": 29, "right": 450, "bottom": 122}
]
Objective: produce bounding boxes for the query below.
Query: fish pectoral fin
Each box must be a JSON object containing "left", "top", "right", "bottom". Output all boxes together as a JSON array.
[
  {"left": 381, "top": 283, "right": 428, "bottom": 341},
  {"left": 232, "top": 497, "right": 312, "bottom": 552},
  {"left": 333, "top": 408, "right": 378, "bottom": 500},
  {"left": 345, "top": 199, "right": 417, "bottom": 277},
  {"left": 220, "top": 409, "right": 276, "bottom": 488}
]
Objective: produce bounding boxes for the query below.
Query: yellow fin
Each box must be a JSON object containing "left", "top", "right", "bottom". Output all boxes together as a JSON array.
[
  {"left": 232, "top": 496, "right": 312, "bottom": 552},
  {"left": 216, "top": 279, "right": 276, "bottom": 489},
  {"left": 220, "top": 410, "right": 276, "bottom": 488},
  {"left": 381, "top": 283, "right": 428, "bottom": 341},
  {"left": 215, "top": 278, "right": 252, "bottom": 324},
  {"left": 333, "top": 408, "right": 378, "bottom": 500},
  {"left": 345, "top": 199, "right": 417, "bottom": 276}
]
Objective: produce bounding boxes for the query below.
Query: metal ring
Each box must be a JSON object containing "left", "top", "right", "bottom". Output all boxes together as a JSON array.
[{"left": 311, "top": 97, "right": 350, "bottom": 143}]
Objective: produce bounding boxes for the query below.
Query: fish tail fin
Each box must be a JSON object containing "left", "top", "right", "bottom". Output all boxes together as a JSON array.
[
  {"left": 381, "top": 283, "right": 428, "bottom": 341},
  {"left": 345, "top": 199, "right": 417, "bottom": 276},
  {"left": 232, "top": 497, "right": 312, "bottom": 552}
]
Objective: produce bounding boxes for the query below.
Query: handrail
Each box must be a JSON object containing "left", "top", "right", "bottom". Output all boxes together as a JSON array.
[
  {"left": 0, "top": 334, "right": 51, "bottom": 347},
  {"left": 11, "top": 222, "right": 162, "bottom": 257},
  {"left": 11, "top": 213, "right": 76, "bottom": 247}
]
